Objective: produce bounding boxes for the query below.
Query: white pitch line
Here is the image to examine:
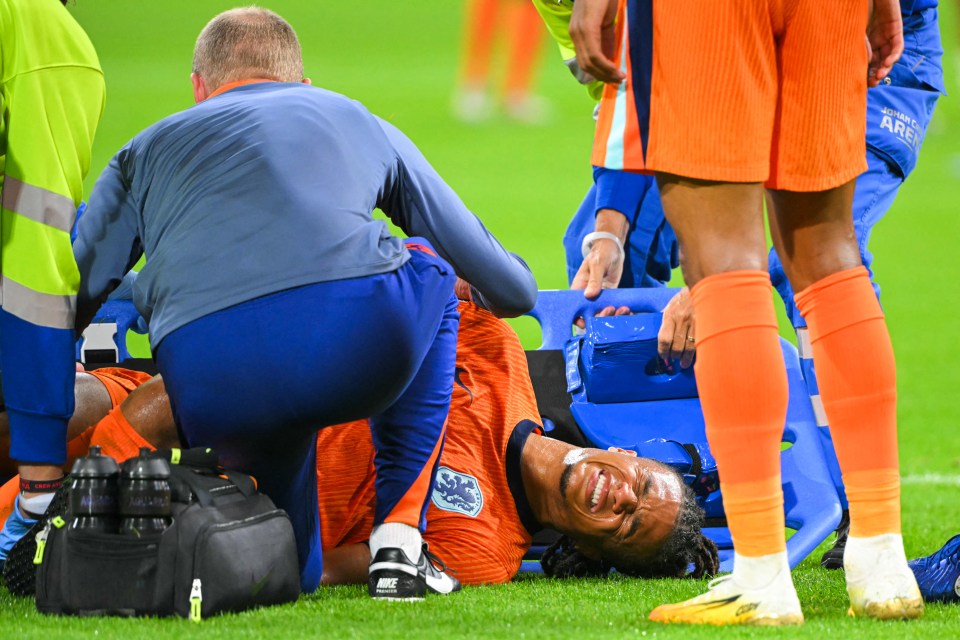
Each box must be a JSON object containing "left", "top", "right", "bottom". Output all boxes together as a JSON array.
[{"left": 902, "top": 473, "right": 960, "bottom": 486}]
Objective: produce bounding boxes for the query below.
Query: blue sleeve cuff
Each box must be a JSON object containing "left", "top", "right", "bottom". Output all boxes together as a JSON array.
[
  {"left": 8, "top": 411, "right": 69, "bottom": 465},
  {"left": 0, "top": 311, "right": 74, "bottom": 465},
  {"left": 592, "top": 167, "right": 654, "bottom": 224}
]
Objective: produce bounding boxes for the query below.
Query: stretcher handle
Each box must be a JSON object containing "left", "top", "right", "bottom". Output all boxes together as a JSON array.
[{"left": 525, "top": 288, "right": 680, "bottom": 350}]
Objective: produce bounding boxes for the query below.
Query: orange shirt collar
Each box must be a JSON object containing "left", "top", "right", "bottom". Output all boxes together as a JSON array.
[{"left": 205, "top": 78, "right": 278, "bottom": 101}]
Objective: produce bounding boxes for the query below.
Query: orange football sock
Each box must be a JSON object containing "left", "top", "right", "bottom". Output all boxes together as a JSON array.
[
  {"left": 503, "top": 1, "right": 543, "bottom": 97},
  {"left": 692, "top": 270, "right": 789, "bottom": 556},
  {"left": 461, "top": 0, "right": 500, "bottom": 88},
  {"left": 795, "top": 266, "right": 901, "bottom": 537}
]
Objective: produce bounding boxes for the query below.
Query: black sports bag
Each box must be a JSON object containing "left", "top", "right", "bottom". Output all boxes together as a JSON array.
[{"left": 31, "top": 448, "right": 300, "bottom": 620}]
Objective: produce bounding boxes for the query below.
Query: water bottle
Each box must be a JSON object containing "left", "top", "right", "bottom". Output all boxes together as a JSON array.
[
  {"left": 68, "top": 445, "right": 120, "bottom": 532},
  {"left": 119, "top": 447, "right": 172, "bottom": 536}
]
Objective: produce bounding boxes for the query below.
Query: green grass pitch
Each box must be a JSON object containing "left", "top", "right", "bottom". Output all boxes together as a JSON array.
[{"left": 4, "top": 1, "right": 959, "bottom": 637}]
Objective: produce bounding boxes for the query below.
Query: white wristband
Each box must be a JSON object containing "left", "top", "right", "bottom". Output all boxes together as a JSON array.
[{"left": 582, "top": 231, "right": 625, "bottom": 262}]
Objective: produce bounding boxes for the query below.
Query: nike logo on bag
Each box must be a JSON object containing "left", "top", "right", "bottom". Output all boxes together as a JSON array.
[{"left": 250, "top": 571, "right": 272, "bottom": 597}]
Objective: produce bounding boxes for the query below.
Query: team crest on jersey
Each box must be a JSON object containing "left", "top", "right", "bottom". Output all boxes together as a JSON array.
[{"left": 432, "top": 466, "right": 483, "bottom": 517}]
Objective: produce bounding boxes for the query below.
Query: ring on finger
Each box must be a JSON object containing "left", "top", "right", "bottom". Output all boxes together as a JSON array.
[{"left": 686, "top": 335, "right": 696, "bottom": 343}]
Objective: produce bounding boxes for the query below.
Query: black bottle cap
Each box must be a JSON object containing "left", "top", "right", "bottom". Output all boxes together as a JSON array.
[
  {"left": 121, "top": 447, "right": 171, "bottom": 480},
  {"left": 70, "top": 445, "right": 120, "bottom": 477}
]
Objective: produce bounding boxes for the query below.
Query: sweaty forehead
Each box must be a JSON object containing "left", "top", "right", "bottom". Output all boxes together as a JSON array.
[
  {"left": 640, "top": 459, "right": 685, "bottom": 496},
  {"left": 624, "top": 461, "right": 684, "bottom": 540},
  {"left": 627, "top": 455, "right": 674, "bottom": 476}
]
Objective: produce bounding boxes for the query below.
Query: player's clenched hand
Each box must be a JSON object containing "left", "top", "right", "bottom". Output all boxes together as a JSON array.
[
  {"left": 570, "top": 0, "right": 624, "bottom": 84},
  {"left": 866, "top": 0, "right": 903, "bottom": 87},
  {"left": 657, "top": 287, "right": 695, "bottom": 369}
]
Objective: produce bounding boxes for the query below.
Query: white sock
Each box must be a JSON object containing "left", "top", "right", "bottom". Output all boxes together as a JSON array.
[
  {"left": 369, "top": 523, "right": 422, "bottom": 563},
  {"left": 844, "top": 533, "right": 907, "bottom": 577},
  {"left": 732, "top": 551, "right": 793, "bottom": 591},
  {"left": 19, "top": 492, "right": 55, "bottom": 518}
]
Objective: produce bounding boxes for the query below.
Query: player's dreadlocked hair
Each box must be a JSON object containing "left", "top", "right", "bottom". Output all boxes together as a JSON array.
[{"left": 541, "top": 483, "right": 719, "bottom": 579}]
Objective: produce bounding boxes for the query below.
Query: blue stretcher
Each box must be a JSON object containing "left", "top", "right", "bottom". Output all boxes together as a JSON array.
[
  {"left": 80, "top": 292, "right": 841, "bottom": 575},
  {"left": 522, "top": 288, "right": 842, "bottom": 574}
]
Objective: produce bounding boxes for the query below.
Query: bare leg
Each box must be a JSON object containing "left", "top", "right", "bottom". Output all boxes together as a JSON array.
[
  {"left": 120, "top": 376, "right": 180, "bottom": 450},
  {"left": 655, "top": 175, "right": 767, "bottom": 283},
  {"left": 766, "top": 181, "right": 861, "bottom": 290}
]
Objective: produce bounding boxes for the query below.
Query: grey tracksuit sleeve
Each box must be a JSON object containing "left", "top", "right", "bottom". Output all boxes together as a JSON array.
[
  {"left": 375, "top": 118, "right": 537, "bottom": 317},
  {"left": 74, "top": 151, "right": 143, "bottom": 333}
]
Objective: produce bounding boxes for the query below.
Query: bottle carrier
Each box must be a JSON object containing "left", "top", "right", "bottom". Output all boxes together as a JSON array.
[{"left": 33, "top": 448, "right": 300, "bottom": 620}]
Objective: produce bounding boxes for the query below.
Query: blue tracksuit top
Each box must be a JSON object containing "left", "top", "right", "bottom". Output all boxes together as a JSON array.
[{"left": 74, "top": 82, "right": 537, "bottom": 347}]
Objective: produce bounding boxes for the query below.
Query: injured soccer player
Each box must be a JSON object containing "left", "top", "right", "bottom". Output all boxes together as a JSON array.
[
  {"left": 0, "top": 299, "right": 717, "bottom": 584},
  {"left": 314, "top": 296, "right": 715, "bottom": 584}
]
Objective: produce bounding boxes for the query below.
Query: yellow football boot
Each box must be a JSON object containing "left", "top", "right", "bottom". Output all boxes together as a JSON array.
[
  {"left": 845, "top": 534, "right": 924, "bottom": 621},
  {"left": 649, "top": 574, "right": 804, "bottom": 626}
]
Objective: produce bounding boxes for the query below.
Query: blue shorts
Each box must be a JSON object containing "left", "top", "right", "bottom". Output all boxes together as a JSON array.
[{"left": 155, "top": 239, "right": 458, "bottom": 592}]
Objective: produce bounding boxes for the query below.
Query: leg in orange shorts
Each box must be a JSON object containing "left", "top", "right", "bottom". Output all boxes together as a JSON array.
[{"left": 576, "top": 0, "right": 921, "bottom": 626}]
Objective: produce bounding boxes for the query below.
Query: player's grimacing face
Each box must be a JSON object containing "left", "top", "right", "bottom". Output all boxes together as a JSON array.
[{"left": 556, "top": 449, "right": 683, "bottom": 558}]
